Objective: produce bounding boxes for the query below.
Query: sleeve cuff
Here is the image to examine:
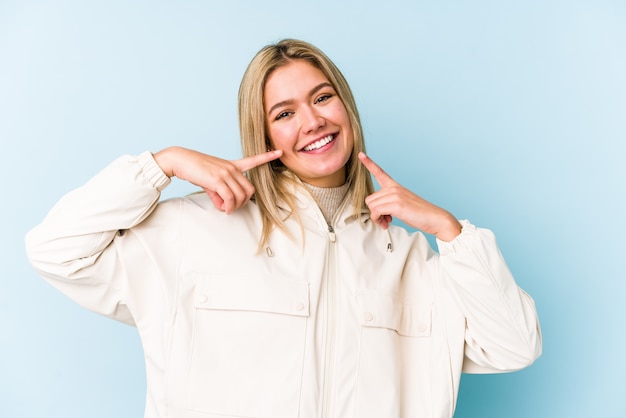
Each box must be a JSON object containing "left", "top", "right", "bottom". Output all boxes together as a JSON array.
[
  {"left": 137, "top": 151, "right": 171, "bottom": 192},
  {"left": 436, "top": 219, "right": 477, "bottom": 256}
]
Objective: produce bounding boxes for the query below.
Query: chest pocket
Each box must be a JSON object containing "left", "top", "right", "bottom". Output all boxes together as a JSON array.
[
  {"left": 357, "top": 290, "right": 432, "bottom": 337},
  {"left": 354, "top": 290, "right": 434, "bottom": 417},
  {"left": 186, "top": 273, "right": 309, "bottom": 418}
]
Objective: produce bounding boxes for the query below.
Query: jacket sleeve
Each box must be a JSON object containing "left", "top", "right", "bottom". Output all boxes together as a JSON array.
[
  {"left": 436, "top": 220, "right": 542, "bottom": 373},
  {"left": 24, "top": 151, "right": 171, "bottom": 325}
]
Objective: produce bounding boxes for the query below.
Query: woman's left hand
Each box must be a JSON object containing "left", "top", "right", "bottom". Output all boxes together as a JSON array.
[{"left": 359, "top": 152, "right": 462, "bottom": 242}]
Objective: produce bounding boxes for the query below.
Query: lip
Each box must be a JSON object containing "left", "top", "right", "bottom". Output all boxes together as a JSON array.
[{"left": 298, "top": 133, "right": 337, "bottom": 153}]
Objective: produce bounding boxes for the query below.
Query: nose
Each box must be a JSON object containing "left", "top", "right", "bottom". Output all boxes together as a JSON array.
[{"left": 301, "top": 105, "right": 325, "bottom": 133}]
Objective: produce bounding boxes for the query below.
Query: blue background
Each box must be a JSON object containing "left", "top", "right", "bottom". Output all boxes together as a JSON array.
[{"left": 1, "top": 1, "right": 625, "bottom": 417}]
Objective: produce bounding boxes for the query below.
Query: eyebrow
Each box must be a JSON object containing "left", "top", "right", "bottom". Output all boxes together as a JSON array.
[{"left": 266, "top": 82, "right": 334, "bottom": 117}]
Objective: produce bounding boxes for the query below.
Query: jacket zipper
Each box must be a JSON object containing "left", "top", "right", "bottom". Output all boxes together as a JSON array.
[
  {"left": 302, "top": 185, "right": 347, "bottom": 418},
  {"left": 327, "top": 224, "right": 337, "bottom": 243},
  {"left": 321, "top": 223, "right": 337, "bottom": 418}
]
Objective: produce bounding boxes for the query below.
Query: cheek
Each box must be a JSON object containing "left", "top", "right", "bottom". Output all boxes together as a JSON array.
[
  {"left": 267, "top": 125, "right": 294, "bottom": 149},
  {"left": 331, "top": 104, "right": 353, "bottom": 135}
]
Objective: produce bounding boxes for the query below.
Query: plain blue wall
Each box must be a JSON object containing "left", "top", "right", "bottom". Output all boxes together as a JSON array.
[{"left": 2, "top": 0, "right": 625, "bottom": 417}]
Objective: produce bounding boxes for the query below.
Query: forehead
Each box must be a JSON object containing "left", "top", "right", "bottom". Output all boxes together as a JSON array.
[{"left": 264, "top": 60, "right": 330, "bottom": 100}]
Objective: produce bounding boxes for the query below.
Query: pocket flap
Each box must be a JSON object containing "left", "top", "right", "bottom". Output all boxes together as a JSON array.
[
  {"left": 192, "top": 273, "right": 310, "bottom": 317},
  {"left": 357, "top": 290, "right": 431, "bottom": 337}
]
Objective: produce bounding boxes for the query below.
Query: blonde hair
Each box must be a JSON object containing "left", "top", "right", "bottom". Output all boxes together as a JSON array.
[{"left": 238, "top": 39, "right": 373, "bottom": 249}]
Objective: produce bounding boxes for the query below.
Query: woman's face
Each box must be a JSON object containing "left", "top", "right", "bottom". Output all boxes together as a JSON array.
[{"left": 264, "top": 60, "right": 353, "bottom": 188}]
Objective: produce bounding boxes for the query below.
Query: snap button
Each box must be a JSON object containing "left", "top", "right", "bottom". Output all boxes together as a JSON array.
[
  {"left": 362, "top": 312, "right": 374, "bottom": 322},
  {"left": 295, "top": 302, "right": 305, "bottom": 311},
  {"left": 417, "top": 323, "right": 427, "bottom": 333}
]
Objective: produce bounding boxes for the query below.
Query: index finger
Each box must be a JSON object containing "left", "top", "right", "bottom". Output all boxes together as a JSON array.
[
  {"left": 234, "top": 150, "right": 283, "bottom": 172},
  {"left": 358, "top": 152, "right": 394, "bottom": 186}
]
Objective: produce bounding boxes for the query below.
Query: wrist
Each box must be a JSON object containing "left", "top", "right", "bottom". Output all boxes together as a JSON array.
[
  {"left": 435, "top": 216, "right": 462, "bottom": 242},
  {"left": 153, "top": 146, "right": 182, "bottom": 178}
]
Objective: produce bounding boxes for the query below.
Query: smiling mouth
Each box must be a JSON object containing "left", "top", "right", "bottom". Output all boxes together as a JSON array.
[{"left": 301, "top": 134, "right": 336, "bottom": 152}]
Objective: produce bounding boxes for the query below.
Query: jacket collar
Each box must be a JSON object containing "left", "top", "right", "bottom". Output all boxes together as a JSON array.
[{"left": 277, "top": 170, "right": 370, "bottom": 227}]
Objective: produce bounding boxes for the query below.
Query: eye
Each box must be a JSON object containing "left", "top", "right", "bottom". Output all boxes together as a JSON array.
[
  {"left": 315, "top": 93, "right": 333, "bottom": 104},
  {"left": 275, "top": 111, "right": 293, "bottom": 120}
]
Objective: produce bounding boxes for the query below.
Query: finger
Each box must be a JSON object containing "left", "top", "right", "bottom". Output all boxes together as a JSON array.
[
  {"left": 219, "top": 183, "right": 240, "bottom": 215},
  {"left": 225, "top": 176, "right": 256, "bottom": 212},
  {"left": 358, "top": 152, "right": 394, "bottom": 187},
  {"left": 221, "top": 178, "right": 253, "bottom": 214},
  {"left": 234, "top": 150, "right": 283, "bottom": 173},
  {"left": 366, "top": 199, "right": 390, "bottom": 221},
  {"left": 216, "top": 182, "right": 238, "bottom": 213},
  {"left": 206, "top": 176, "right": 255, "bottom": 213},
  {"left": 205, "top": 189, "right": 225, "bottom": 211},
  {"left": 380, "top": 214, "right": 392, "bottom": 229},
  {"left": 369, "top": 211, "right": 392, "bottom": 230},
  {"left": 364, "top": 183, "right": 403, "bottom": 207}
]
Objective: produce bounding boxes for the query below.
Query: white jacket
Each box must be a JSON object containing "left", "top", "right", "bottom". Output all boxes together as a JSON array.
[{"left": 25, "top": 151, "right": 542, "bottom": 418}]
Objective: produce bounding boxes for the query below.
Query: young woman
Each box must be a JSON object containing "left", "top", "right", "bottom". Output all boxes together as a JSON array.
[{"left": 26, "top": 39, "right": 541, "bottom": 418}]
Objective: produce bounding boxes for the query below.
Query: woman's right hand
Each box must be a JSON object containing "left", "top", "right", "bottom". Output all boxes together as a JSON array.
[{"left": 153, "top": 146, "right": 282, "bottom": 214}]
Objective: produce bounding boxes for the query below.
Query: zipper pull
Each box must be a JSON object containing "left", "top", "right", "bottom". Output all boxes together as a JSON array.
[{"left": 328, "top": 225, "right": 336, "bottom": 243}]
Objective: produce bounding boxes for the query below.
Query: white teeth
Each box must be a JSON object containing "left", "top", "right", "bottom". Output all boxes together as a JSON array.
[{"left": 303, "top": 135, "right": 334, "bottom": 151}]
